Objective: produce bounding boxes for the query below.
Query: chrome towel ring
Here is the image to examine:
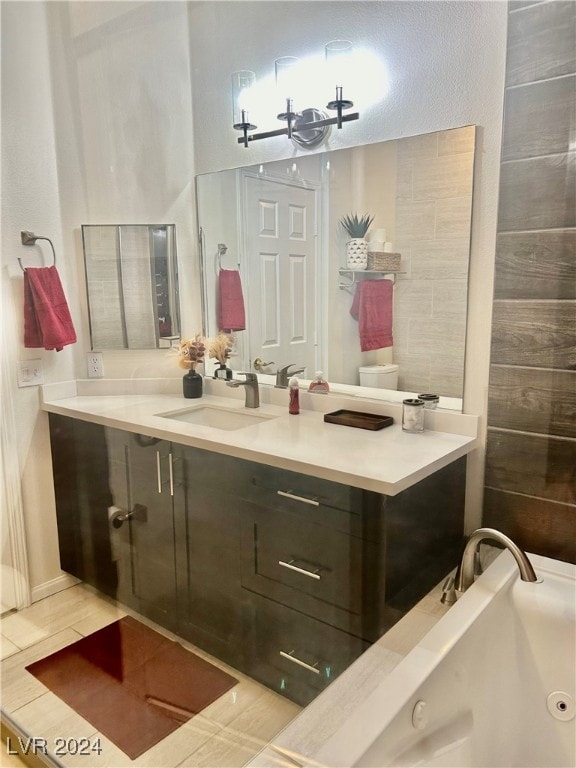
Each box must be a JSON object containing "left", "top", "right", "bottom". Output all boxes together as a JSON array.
[{"left": 18, "top": 230, "right": 57, "bottom": 272}]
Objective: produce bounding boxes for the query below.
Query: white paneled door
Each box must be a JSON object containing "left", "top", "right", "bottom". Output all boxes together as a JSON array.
[{"left": 242, "top": 174, "right": 320, "bottom": 377}]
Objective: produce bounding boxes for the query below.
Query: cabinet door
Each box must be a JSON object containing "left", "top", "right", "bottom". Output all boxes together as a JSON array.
[
  {"left": 49, "top": 414, "right": 128, "bottom": 601},
  {"left": 174, "top": 445, "right": 245, "bottom": 666},
  {"left": 125, "top": 434, "right": 178, "bottom": 630}
]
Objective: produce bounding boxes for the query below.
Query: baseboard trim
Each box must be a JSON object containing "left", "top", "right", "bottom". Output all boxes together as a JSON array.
[{"left": 30, "top": 573, "right": 80, "bottom": 603}]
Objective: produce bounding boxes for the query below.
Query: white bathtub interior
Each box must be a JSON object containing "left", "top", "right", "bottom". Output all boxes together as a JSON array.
[{"left": 311, "top": 551, "right": 576, "bottom": 768}]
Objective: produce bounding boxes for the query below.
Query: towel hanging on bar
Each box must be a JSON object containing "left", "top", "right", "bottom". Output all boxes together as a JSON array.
[
  {"left": 217, "top": 269, "right": 246, "bottom": 332},
  {"left": 350, "top": 279, "right": 393, "bottom": 351},
  {"left": 24, "top": 266, "right": 77, "bottom": 351}
]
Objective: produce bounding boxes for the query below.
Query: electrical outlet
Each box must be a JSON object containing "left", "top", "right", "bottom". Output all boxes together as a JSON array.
[
  {"left": 18, "top": 359, "right": 44, "bottom": 387},
  {"left": 87, "top": 352, "right": 104, "bottom": 378}
]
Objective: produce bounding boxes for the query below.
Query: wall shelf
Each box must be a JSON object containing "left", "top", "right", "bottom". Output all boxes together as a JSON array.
[{"left": 338, "top": 268, "right": 404, "bottom": 290}]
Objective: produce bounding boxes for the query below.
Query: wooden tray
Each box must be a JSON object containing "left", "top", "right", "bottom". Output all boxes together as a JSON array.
[{"left": 323, "top": 410, "right": 394, "bottom": 430}]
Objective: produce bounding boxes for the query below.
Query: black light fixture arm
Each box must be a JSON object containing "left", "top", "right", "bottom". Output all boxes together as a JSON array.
[
  {"left": 277, "top": 98, "right": 302, "bottom": 139},
  {"left": 326, "top": 86, "right": 354, "bottom": 129},
  {"left": 233, "top": 109, "right": 257, "bottom": 148},
  {"left": 236, "top": 110, "right": 359, "bottom": 145}
]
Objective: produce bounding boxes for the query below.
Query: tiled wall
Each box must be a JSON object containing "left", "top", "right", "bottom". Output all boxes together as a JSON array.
[
  {"left": 483, "top": 0, "right": 576, "bottom": 562},
  {"left": 393, "top": 126, "right": 475, "bottom": 397}
]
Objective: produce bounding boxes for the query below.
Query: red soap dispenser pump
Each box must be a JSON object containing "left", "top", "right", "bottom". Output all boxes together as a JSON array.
[{"left": 289, "top": 376, "right": 300, "bottom": 415}]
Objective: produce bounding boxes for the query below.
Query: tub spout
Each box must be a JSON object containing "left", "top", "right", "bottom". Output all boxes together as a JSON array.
[{"left": 455, "top": 527, "right": 538, "bottom": 594}]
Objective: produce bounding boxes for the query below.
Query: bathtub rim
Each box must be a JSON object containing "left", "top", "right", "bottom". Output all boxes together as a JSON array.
[{"left": 309, "top": 551, "right": 575, "bottom": 768}]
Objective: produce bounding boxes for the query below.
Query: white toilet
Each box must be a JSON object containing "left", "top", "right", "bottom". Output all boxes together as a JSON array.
[{"left": 359, "top": 364, "right": 399, "bottom": 390}]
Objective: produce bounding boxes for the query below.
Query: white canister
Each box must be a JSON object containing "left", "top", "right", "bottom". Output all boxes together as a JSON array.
[{"left": 402, "top": 398, "right": 425, "bottom": 432}]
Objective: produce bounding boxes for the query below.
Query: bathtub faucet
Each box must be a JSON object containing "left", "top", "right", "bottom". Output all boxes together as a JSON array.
[{"left": 441, "top": 527, "right": 538, "bottom": 605}]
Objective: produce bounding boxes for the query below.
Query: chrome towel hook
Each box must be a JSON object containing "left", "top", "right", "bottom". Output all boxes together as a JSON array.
[{"left": 18, "top": 231, "right": 57, "bottom": 272}]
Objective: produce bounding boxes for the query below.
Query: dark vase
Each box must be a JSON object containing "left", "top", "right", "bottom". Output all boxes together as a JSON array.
[
  {"left": 183, "top": 369, "right": 203, "bottom": 398},
  {"left": 214, "top": 363, "right": 233, "bottom": 380}
]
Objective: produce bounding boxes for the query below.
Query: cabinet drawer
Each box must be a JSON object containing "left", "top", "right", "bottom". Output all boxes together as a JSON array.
[
  {"left": 244, "top": 594, "right": 368, "bottom": 706},
  {"left": 241, "top": 503, "right": 377, "bottom": 616},
  {"left": 246, "top": 464, "right": 379, "bottom": 537}
]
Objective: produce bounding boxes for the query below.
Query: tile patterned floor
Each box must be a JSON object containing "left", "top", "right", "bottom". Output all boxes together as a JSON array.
[
  {"left": 1, "top": 557, "right": 472, "bottom": 768},
  {"left": 1, "top": 586, "right": 300, "bottom": 767}
]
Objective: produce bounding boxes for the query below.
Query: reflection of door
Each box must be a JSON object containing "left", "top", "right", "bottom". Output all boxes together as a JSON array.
[{"left": 242, "top": 174, "right": 319, "bottom": 375}]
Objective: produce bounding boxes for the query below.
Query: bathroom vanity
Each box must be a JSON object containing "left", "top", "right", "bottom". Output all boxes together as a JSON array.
[{"left": 43, "top": 382, "right": 477, "bottom": 707}]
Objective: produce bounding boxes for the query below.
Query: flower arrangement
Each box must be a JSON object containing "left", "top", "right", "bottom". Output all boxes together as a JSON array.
[
  {"left": 340, "top": 213, "right": 374, "bottom": 239},
  {"left": 206, "top": 332, "right": 235, "bottom": 365},
  {"left": 177, "top": 334, "right": 205, "bottom": 370}
]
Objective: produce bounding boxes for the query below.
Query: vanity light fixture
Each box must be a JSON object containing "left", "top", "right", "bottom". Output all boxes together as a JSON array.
[{"left": 232, "top": 41, "right": 359, "bottom": 149}]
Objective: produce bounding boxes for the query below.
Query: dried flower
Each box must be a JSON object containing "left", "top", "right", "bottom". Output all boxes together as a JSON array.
[
  {"left": 206, "top": 333, "right": 235, "bottom": 365},
  {"left": 177, "top": 334, "right": 205, "bottom": 370}
]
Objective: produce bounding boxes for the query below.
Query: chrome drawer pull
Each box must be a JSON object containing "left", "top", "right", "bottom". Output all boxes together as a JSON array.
[
  {"left": 168, "top": 453, "right": 174, "bottom": 497},
  {"left": 156, "top": 451, "right": 162, "bottom": 494},
  {"left": 279, "top": 559, "right": 321, "bottom": 580},
  {"left": 279, "top": 650, "right": 320, "bottom": 675},
  {"left": 277, "top": 490, "right": 320, "bottom": 506}
]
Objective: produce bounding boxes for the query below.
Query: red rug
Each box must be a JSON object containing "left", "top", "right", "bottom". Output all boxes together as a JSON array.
[{"left": 26, "top": 616, "right": 238, "bottom": 759}]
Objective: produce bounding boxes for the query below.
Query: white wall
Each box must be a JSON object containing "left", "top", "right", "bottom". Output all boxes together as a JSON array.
[
  {"left": 2, "top": 0, "right": 507, "bottom": 597},
  {"left": 1, "top": 1, "right": 198, "bottom": 596},
  {"left": 1, "top": 1, "right": 75, "bottom": 596}
]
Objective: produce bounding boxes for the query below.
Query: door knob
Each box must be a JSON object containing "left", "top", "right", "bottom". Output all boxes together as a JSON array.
[
  {"left": 110, "top": 503, "right": 148, "bottom": 529},
  {"left": 253, "top": 357, "right": 274, "bottom": 371}
]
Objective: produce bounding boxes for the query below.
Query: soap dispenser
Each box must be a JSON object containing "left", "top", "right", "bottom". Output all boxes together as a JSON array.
[
  {"left": 308, "top": 371, "right": 330, "bottom": 394},
  {"left": 289, "top": 376, "right": 300, "bottom": 415}
]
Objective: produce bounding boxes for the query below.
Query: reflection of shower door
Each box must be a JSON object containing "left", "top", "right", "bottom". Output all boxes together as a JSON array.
[{"left": 242, "top": 174, "right": 319, "bottom": 376}]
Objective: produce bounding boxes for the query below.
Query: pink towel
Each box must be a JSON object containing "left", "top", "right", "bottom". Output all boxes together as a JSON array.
[
  {"left": 217, "top": 269, "right": 246, "bottom": 332},
  {"left": 24, "top": 266, "right": 77, "bottom": 352},
  {"left": 350, "top": 279, "right": 393, "bottom": 352}
]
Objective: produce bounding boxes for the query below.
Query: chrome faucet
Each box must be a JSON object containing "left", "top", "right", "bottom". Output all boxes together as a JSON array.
[
  {"left": 441, "top": 527, "right": 538, "bottom": 605},
  {"left": 275, "top": 364, "right": 305, "bottom": 388},
  {"left": 226, "top": 372, "right": 260, "bottom": 408}
]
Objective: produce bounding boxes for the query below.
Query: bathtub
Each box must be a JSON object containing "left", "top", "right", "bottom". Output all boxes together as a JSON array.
[{"left": 311, "top": 551, "right": 576, "bottom": 768}]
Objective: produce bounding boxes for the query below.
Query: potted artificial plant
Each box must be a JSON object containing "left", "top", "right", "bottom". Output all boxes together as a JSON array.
[
  {"left": 340, "top": 213, "right": 374, "bottom": 270},
  {"left": 177, "top": 334, "right": 206, "bottom": 398}
]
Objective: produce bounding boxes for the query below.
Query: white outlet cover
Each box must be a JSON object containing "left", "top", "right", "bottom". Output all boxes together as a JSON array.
[
  {"left": 18, "top": 359, "right": 44, "bottom": 387},
  {"left": 87, "top": 352, "right": 104, "bottom": 378}
]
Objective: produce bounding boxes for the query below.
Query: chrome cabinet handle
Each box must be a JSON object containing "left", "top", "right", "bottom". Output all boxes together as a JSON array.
[
  {"left": 279, "top": 559, "right": 322, "bottom": 580},
  {"left": 277, "top": 490, "right": 319, "bottom": 506},
  {"left": 156, "top": 451, "right": 162, "bottom": 494},
  {"left": 279, "top": 650, "right": 320, "bottom": 675},
  {"left": 156, "top": 451, "right": 175, "bottom": 495}
]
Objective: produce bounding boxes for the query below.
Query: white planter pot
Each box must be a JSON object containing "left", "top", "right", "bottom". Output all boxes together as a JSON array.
[{"left": 346, "top": 238, "right": 368, "bottom": 270}]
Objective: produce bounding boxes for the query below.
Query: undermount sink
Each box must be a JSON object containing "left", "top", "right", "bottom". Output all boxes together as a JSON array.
[{"left": 156, "top": 404, "right": 277, "bottom": 431}]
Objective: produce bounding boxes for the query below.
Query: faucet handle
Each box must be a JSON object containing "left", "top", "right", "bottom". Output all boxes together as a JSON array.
[{"left": 440, "top": 575, "right": 458, "bottom": 606}]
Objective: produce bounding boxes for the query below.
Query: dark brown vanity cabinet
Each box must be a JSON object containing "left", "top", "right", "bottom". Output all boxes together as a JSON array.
[
  {"left": 173, "top": 445, "right": 249, "bottom": 667},
  {"left": 238, "top": 460, "right": 465, "bottom": 705},
  {"left": 122, "top": 433, "right": 180, "bottom": 630},
  {"left": 48, "top": 414, "right": 123, "bottom": 600},
  {"left": 48, "top": 415, "right": 180, "bottom": 629},
  {"left": 48, "top": 415, "right": 246, "bottom": 663},
  {"left": 49, "top": 413, "right": 466, "bottom": 708}
]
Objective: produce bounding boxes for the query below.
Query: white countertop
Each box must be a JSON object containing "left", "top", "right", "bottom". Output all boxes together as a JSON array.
[{"left": 41, "top": 378, "right": 478, "bottom": 496}]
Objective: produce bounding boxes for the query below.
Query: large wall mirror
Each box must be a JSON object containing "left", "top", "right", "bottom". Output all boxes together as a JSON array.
[
  {"left": 198, "top": 125, "right": 475, "bottom": 410},
  {"left": 82, "top": 224, "right": 180, "bottom": 350}
]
